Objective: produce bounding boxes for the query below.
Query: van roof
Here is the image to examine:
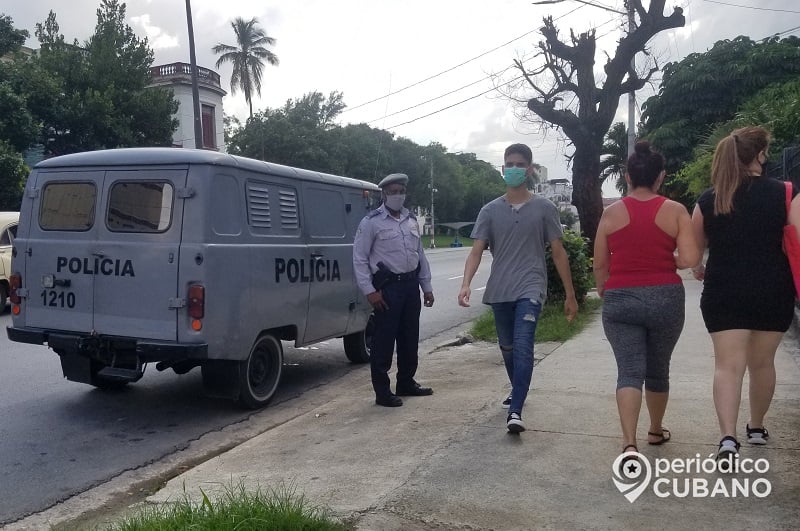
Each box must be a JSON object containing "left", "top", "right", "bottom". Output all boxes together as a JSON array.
[{"left": 34, "top": 148, "right": 381, "bottom": 191}]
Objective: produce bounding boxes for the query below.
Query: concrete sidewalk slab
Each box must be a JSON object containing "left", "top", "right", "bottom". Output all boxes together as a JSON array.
[{"left": 134, "top": 277, "right": 800, "bottom": 530}]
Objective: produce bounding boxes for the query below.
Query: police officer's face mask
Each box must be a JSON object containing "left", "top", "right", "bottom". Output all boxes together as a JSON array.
[{"left": 384, "top": 194, "right": 406, "bottom": 211}]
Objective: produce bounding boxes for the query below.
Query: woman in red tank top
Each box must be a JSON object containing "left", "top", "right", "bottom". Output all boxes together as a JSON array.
[{"left": 593, "top": 141, "right": 700, "bottom": 456}]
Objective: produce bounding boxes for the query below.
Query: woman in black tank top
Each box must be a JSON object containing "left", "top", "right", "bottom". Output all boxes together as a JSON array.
[{"left": 690, "top": 126, "right": 799, "bottom": 466}]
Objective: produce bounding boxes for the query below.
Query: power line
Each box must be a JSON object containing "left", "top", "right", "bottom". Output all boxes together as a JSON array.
[
  {"left": 342, "top": 28, "right": 539, "bottom": 114},
  {"left": 367, "top": 68, "right": 517, "bottom": 124},
  {"left": 384, "top": 85, "right": 506, "bottom": 130},
  {"left": 344, "top": 3, "right": 587, "bottom": 115},
  {"left": 702, "top": 0, "right": 800, "bottom": 14},
  {"left": 767, "top": 24, "right": 800, "bottom": 38}
]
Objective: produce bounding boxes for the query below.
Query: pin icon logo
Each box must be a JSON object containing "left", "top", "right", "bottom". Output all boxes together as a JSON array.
[{"left": 612, "top": 451, "right": 652, "bottom": 503}]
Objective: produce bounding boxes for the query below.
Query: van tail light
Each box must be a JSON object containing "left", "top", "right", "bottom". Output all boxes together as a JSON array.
[
  {"left": 9, "top": 273, "right": 22, "bottom": 304},
  {"left": 187, "top": 284, "right": 205, "bottom": 319}
]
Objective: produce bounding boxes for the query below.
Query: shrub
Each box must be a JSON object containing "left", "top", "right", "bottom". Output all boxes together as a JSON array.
[{"left": 545, "top": 229, "right": 592, "bottom": 303}]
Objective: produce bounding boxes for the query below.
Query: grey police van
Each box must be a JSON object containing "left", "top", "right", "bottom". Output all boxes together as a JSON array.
[{"left": 6, "top": 148, "right": 379, "bottom": 408}]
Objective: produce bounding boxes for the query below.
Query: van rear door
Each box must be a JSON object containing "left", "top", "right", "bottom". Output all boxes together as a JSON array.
[
  {"left": 23, "top": 171, "right": 105, "bottom": 333},
  {"left": 91, "top": 170, "right": 186, "bottom": 340}
]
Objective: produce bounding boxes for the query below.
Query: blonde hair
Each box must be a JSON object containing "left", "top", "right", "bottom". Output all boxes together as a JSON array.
[{"left": 710, "top": 126, "right": 770, "bottom": 215}]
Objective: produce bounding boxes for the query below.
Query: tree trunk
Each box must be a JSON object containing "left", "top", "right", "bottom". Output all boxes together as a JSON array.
[{"left": 571, "top": 140, "right": 604, "bottom": 250}]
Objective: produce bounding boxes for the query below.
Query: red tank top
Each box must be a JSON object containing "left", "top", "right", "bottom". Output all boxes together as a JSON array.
[{"left": 604, "top": 196, "right": 681, "bottom": 289}]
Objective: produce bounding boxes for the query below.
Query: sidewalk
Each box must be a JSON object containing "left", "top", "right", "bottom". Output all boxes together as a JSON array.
[{"left": 20, "top": 273, "right": 800, "bottom": 530}]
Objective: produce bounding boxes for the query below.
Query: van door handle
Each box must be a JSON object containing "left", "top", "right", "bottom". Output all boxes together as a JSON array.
[
  {"left": 310, "top": 252, "right": 324, "bottom": 260},
  {"left": 92, "top": 251, "right": 106, "bottom": 258}
]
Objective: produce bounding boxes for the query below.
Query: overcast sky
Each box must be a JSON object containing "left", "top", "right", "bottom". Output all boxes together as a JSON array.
[{"left": 6, "top": 0, "right": 799, "bottom": 195}]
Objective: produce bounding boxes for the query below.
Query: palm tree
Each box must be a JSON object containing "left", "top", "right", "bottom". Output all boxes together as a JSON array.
[
  {"left": 212, "top": 17, "right": 279, "bottom": 119},
  {"left": 599, "top": 122, "right": 628, "bottom": 196}
]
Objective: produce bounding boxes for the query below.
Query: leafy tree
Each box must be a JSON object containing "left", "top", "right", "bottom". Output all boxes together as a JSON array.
[
  {"left": 0, "top": 13, "right": 28, "bottom": 56},
  {"left": 559, "top": 208, "right": 578, "bottom": 229},
  {"left": 599, "top": 122, "right": 628, "bottom": 196},
  {"left": 29, "top": 2, "right": 177, "bottom": 156},
  {"left": 546, "top": 230, "right": 591, "bottom": 303},
  {"left": 675, "top": 78, "right": 800, "bottom": 199},
  {"left": 0, "top": 140, "right": 27, "bottom": 210},
  {"left": 0, "top": 82, "right": 37, "bottom": 152},
  {"left": 213, "top": 17, "right": 279, "bottom": 119},
  {"left": 512, "top": 0, "right": 684, "bottom": 246},
  {"left": 641, "top": 36, "right": 800, "bottom": 178}
]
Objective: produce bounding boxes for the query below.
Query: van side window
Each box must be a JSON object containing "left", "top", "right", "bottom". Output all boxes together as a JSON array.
[
  {"left": 107, "top": 181, "right": 173, "bottom": 232},
  {"left": 40, "top": 182, "right": 97, "bottom": 231},
  {"left": 305, "top": 188, "right": 345, "bottom": 238}
]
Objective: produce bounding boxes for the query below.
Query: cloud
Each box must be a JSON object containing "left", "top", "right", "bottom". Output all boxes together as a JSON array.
[{"left": 130, "top": 14, "right": 178, "bottom": 50}]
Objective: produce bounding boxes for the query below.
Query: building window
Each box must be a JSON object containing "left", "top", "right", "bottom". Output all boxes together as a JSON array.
[{"left": 201, "top": 104, "right": 216, "bottom": 149}]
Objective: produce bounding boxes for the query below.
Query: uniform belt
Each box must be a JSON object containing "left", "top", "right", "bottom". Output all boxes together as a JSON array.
[{"left": 391, "top": 270, "right": 418, "bottom": 282}]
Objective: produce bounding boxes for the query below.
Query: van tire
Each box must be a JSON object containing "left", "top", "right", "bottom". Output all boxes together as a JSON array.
[
  {"left": 0, "top": 284, "right": 7, "bottom": 311},
  {"left": 238, "top": 334, "right": 283, "bottom": 409},
  {"left": 343, "top": 314, "right": 373, "bottom": 364}
]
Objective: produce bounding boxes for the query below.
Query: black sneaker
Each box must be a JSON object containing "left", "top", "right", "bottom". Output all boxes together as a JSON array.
[
  {"left": 716, "top": 436, "right": 740, "bottom": 472},
  {"left": 746, "top": 424, "right": 769, "bottom": 445},
  {"left": 507, "top": 412, "right": 525, "bottom": 433},
  {"left": 501, "top": 393, "right": 512, "bottom": 409}
]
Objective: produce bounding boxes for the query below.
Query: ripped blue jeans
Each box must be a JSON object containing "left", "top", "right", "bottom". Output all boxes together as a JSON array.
[{"left": 491, "top": 298, "right": 542, "bottom": 415}]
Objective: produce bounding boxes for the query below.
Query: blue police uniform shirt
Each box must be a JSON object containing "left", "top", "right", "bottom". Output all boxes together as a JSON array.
[{"left": 353, "top": 204, "right": 433, "bottom": 296}]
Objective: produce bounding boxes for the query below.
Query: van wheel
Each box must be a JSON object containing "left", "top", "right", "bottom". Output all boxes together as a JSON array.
[
  {"left": 0, "top": 284, "right": 7, "bottom": 311},
  {"left": 343, "top": 314, "right": 373, "bottom": 364},
  {"left": 238, "top": 334, "right": 283, "bottom": 409}
]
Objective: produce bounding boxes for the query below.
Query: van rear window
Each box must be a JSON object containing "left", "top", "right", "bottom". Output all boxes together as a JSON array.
[
  {"left": 39, "top": 182, "right": 97, "bottom": 231},
  {"left": 107, "top": 181, "right": 173, "bottom": 232}
]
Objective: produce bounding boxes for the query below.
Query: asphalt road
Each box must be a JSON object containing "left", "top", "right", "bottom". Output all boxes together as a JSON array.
[{"left": 0, "top": 247, "right": 490, "bottom": 525}]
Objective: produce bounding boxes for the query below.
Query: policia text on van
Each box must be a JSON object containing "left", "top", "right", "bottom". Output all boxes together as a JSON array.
[{"left": 6, "top": 148, "right": 380, "bottom": 408}]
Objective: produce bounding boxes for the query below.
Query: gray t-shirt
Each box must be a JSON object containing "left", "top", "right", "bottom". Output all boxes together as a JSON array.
[{"left": 470, "top": 194, "right": 563, "bottom": 304}]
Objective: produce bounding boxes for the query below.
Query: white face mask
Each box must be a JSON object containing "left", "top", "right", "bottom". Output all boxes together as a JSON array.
[{"left": 384, "top": 194, "right": 406, "bottom": 211}]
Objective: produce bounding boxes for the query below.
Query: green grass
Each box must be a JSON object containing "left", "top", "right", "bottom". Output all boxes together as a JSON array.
[
  {"left": 103, "top": 483, "right": 348, "bottom": 531},
  {"left": 421, "top": 234, "right": 473, "bottom": 248},
  {"left": 471, "top": 296, "right": 603, "bottom": 343}
]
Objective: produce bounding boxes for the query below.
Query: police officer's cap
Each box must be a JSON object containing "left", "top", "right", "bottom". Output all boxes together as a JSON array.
[{"left": 378, "top": 173, "right": 409, "bottom": 189}]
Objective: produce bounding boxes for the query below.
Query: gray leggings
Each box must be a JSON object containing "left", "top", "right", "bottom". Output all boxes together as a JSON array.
[{"left": 601, "top": 284, "right": 685, "bottom": 392}]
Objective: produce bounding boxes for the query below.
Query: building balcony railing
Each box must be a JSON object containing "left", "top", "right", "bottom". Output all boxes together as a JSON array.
[{"left": 149, "top": 62, "right": 221, "bottom": 88}]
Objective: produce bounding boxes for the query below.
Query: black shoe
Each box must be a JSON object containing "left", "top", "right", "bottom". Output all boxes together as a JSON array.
[
  {"left": 396, "top": 383, "right": 434, "bottom": 396},
  {"left": 375, "top": 394, "right": 403, "bottom": 407}
]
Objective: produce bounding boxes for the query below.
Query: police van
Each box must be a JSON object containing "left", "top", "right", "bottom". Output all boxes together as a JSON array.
[{"left": 6, "top": 148, "right": 380, "bottom": 408}]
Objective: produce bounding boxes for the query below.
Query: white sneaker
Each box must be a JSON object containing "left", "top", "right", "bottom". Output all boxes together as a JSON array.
[
  {"left": 501, "top": 393, "right": 512, "bottom": 409},
  {"left": 507, "top": 412, "right": 525, "bottom": 433}
]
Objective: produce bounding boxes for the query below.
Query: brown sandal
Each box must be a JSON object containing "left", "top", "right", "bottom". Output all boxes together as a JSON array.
[{"left": 647, "top": 428, "right": 671, "bottom": 445}]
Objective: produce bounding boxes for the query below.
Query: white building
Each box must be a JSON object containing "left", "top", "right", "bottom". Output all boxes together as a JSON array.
[
  {"left": 533, "top": 178, "right": 580, "bottom": 230},
  {"left": 148, "top": 62, "right": 227, "bottom": 152}
]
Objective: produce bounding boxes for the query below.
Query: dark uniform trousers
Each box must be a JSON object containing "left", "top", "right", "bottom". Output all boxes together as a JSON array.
[{"left": 370, "top": 278, "right": 422, "bottom": 397}]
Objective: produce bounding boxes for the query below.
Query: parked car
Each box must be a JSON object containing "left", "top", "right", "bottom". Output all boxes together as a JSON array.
[{"left": 0, "top": 211, "right": 19, "bottom": 309}]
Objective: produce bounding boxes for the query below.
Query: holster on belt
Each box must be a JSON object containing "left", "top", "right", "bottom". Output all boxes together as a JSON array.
[{"left": 371, "top": 262, "right": 392, "bottom": 291}]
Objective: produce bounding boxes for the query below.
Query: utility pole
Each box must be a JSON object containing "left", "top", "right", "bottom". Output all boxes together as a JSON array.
[
  {"left": 429, "top": 158, "right": 436, "bottom": 249},
  {"left": 185, "top": 0, "right": 203, "bottom": 149},
  {"left": 626, "top": 0, "right": 637, "bottom": 161}
]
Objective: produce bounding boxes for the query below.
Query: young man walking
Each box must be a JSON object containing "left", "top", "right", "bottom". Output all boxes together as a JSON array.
[{"left": 458, "top": 144, "right": 578, "bottom": 433}]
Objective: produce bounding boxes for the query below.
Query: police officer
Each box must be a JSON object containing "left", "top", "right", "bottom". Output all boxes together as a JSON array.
[{"left": 353, "top": 173, "right": 435, "bottom": 407}]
